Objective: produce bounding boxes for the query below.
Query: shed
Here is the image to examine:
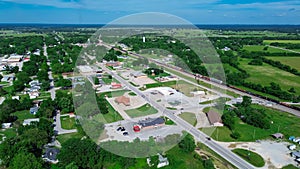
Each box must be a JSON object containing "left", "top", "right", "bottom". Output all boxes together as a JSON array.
[{"left": 271, "top": 133, "right": 284, "bottom": 139}]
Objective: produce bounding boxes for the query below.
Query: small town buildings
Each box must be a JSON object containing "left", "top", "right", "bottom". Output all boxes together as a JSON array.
[
  {"left": 106, "top": 61, "right": 121, "bottom": 69},
  {"left": 2, "top": 123, "right": 12, "bottom": 129},
  {"left": 42, "top": 147, "right": 60, "bottom": 164},
  {"left": 134, "top": 117, "right": 165, "bottom": 132},
  {"left": 206, "top": 111, "right": 223, "bottom": 126},
  {"left": 30, "top": 106, "right": 39, "bottom": 115},
  {"left": 115, "top": 96, "right": 130, "bottom": 106},
  {"left": 130, "top": 71, "right": 147, "bottom": 78},
  {"left": 157, "top": 153, "right": 169, "bottom": 168},
  {"left": 23, "top": 118, "right": 40, "bottom": 126},
  {"left": 11, "top": 96, "right": 20, "bottom": 100},
  {"left": 271, "top": 133, "right": 284, "bottom": 139},
  {"left": 111, "top": 82, "right": 122, "bottom": 89}
]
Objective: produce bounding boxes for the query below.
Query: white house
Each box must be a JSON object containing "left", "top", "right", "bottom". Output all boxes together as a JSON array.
[{"left": 23, "top": 118, "right": 40, "bottom": 126}]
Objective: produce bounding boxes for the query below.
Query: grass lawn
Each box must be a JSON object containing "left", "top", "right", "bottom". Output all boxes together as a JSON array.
[
  {"left": 281, "top": 164, "right": 299, "bottom": 169},
  {"left": 268, "top": 57, "right": 300, "bottom": 71},
  {"left": 171, "top": 80, "right": 204, "bottom": 97},
  {"left": 128, "top": 92, "right": 137, "bottom": 96},
  {"left": 179, "top": 112, "right": 197, "bottom": 126},
  {"left": 0, "top": 128, "right": 17, "bottom": 139},
  {"left": 60, "top": 116, "right": 76, "bottom": 130},
  {"left": 13, "top": 110, "right": 35, "bottom": 120},
  {"left": 103, "top": 103, "right": 123, "bottom": 123},
  {"left": 164, "top": 117, "right": 175, "bottom": 125},
  {"left": 125, "top": 103, "right": 158, "bottom": 118},
  {"left": 239, "top": 58, "right": 300, "bottom": 95},
  {"left": 98, "top": 90, "right": 128, "bottom": 98},
  {"left": 102, "top": 77, "right": 112, "bottom": 84},
  {"left": 202, "top": 104, "right": 300, "bottom": 142},
  {"left": 232, "top": 148, "right": 265, "bottom": 167},
  {"left": 56, "top": 132, "right": 84, "bottom": 144},
  {"left": 263, "top": 40, "right": 300, "bottom": 44},
  {"left": 144, "top": 80, "right": 177, "bottom": 89}
]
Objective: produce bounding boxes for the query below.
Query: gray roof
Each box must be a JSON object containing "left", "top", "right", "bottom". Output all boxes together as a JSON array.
[
  {"left": 138, "top": 117, "right": 165, "bottom": 128},
  {"left": 44, "top": 148, "right": 60, "bottom": 161},
  {"left": 30, "top": 107, "right": 39, "bottom": 113}
]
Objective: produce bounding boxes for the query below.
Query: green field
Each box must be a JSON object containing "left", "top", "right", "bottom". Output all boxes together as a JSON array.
[
  {"left": 263, "top": 40, "right": 300, "bottom": 44},
  {"left": 179, "top": 112, "right": 197, "bottom": 126},
  {"left": 125, "top": 104, "right": 158, "bottom": 118},
  {"left": 243, "top": 45, "right": 288, "bottom": 53},
  {"left": 201, "top": 104, "right": 300, "bottom": 142},
  {"left": 239, "top": 58, "right": 300, "bottom": 95},
  {"left": 56, "top": 132, "right": 84, "bottom": 144},
  {"left": 13, "top": 110, "right": 35, "bottom": 120},
  {"left": 232, "top": 148, "right": 265, "bottom": 167},
  {"left": 60, "top": 116, "right": 76, "bottom": 130},
  {"left": 268, "top": 57, "right": 300, "bottom": 71}
]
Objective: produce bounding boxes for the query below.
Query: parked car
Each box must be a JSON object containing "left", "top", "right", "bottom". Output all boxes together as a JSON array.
[{"left": 123, "top": 132, "right": 129, "bottom": 136}]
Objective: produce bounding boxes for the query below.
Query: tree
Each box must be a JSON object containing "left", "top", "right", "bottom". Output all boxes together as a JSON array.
[
  {"left": 179, "top": 134, "right": 196, "bottom": 153},
  {"left": 288, "top": 87, "right": 296, "bottom": 93},
  {"left": 94, "top": 78, "right": 100, "bottom": 85},
  {"left": 10, "top": 152, "right": 43, "bottom": 169},
  {"left": 221, "top": 111, "right": 235, "bottom": 130},
  {"left": 203, "top": 159, "right": 215, "bottom": 169},
  {"left": 230, "top": 131, "right": 241, "bottom": 139},
  {"left": 58, "top": 138, "right": 101, "bottom": 169},
  {"left": 241, "top": 96, "right": 252, "bottom": 107}
]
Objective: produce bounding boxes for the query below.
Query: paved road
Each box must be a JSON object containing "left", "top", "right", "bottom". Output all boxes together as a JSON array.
[
  {"left": 100, "top": 64, "right": 256, "bottom": 169},
  {"left": 54, "top": 112, "right": 77, "bottom": 135},
  {"left": 43, "top": 43, "right": 56, "bottom": 100}
]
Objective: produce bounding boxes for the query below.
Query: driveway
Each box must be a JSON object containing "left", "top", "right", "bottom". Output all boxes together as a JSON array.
[{"left": 54, "top": 112, "right": 77, "bottom": 135}]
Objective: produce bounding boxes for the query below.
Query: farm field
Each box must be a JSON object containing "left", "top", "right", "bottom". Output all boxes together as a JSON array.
[
  {"left": 239, "top": 58, "right": 300, "bottom": 95},
  {"left": 263, "top": 40, "right": 300, "bottom": 44},
  {"left": 243, "top": 45, "right": 289, "bottom": 53},
  {"left": 268, "top": 57, "right": 300, "bottom": 71}
]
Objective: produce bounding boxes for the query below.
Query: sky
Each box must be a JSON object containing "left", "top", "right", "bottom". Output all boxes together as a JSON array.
[{"left": 0, "top": 0, "right": 299, "bottom": 24}]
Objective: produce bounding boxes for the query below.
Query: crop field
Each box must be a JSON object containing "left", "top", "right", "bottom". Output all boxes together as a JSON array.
[
  {"left": 243, "top": 45, "right": 288, "bottom": 53},
  {"left": 239, "top": 58, "right": 300, "bottom": 94},
  {"left": 268, "top": 57, "right": 300, "bottom": 71},
  {"left": 263, "top": 40, "right": 300, "bottom": 44}
]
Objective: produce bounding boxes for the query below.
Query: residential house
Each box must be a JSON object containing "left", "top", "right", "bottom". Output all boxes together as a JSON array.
[
  {"left": 157, "top": 153, "right": 169, "bottom": 168},
  {"left": 23, "top": 118, "right": 40, "bottom": 126},
  {"left": 42, "top": 147, "right": 60, "bottom": 164},
  {"left": 30, "top": 107, "right": 39, "bottom": 115}
]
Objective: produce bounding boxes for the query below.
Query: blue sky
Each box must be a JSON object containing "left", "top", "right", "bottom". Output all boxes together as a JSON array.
[{"left": 0, "top": 0, "right": 299, "bottom": 24}]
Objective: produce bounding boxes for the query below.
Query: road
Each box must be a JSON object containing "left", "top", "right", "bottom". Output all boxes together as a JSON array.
[
  {"left": 267, "top": 45, "right": 300, "bottom": 54},
  {"left": 100, "top": 64, "right": 256, "bottom": 169},
  {"left": 54, "top": 112, "right": 77, "bottom": 135},
  {"left": 43, "top": 43, "right": 56, "bottom": 100}
]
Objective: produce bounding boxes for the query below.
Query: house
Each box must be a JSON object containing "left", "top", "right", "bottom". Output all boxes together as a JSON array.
[
  {"left": 207, "top": 111, "right": 223, "bottom": 126},
  {"left": 30, "top": 107, "right": 39, "bottom": 115},
  {"left": 157, "top": 153, "right": 169, "bottom": 168},
  {"left": 29, "top": 80, "right": 40, "bottom": 87},
  {"left": 1, "top": 75, "right": 15, "bottom": 82},
  {"left": 291, "top": 151, "right": 300, "bottom": 159},
  {"left": 42, "top": 147, "right": 60, "bottom": 164},
  {"left": 69, "top": 112, "right": 76, "bottom": 118},
  {"left": 137, "top": 117, "right": 165, "bottom": 130},
  {"left": 271, "top": 133, "right": 284, "bottom": 139},
  {"left": 115, "top": 96, "right": 130, "bottom": 106},
  {"left": 12, "top": 96, "right": 20, "bottom": 100},
  {"left": 106, "top": 61, "right": 121, "bottom": 69},
  {"left": 2, "top": 123, "right": 12, "bottom": 129},
  {"left": 111, "top": 82, "right": 122, "bottom": 89},
  {"left": 293, "top": 137, "right": 300, "bottom": 143},
  {"left": 130, "top": 71, "right": 147, "bottom": 78},
  {"left": 29, "top": 91, "right": 40, "bottom": 99},
  {"left": 23, "top": 118, "right": 40, "bottom": 126}
]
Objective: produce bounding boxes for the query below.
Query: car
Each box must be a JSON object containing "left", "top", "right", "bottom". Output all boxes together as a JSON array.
[
  {"left": 206, "top": 137, "right": 211, "bottom": 141},
  {"left": 121, "top": 128, "right": 126, "bottom": 132},
  {"left": 117, "top": 126, "right": 123, "bottom": 131},
  {"left": 123, "top": 132, "right": 129, "bottom": 136}
]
